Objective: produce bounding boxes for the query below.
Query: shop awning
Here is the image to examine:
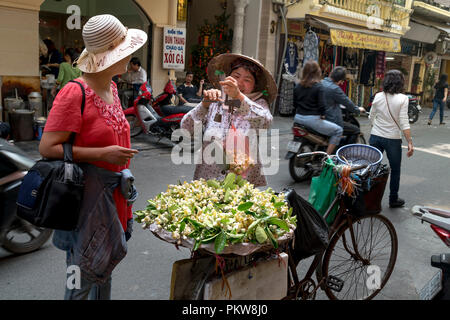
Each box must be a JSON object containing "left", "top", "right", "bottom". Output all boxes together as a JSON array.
[
  {"left": 307, "top": 17, "right": 402, "bottom": 52},
  {"left": 403, "top": 21, "right": 442, "bottom": 44}
]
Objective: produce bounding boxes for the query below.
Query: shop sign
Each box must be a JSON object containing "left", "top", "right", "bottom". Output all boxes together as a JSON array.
[
  {"left": 330, "top": 29, "right": 401, "bottom": 52},
  {"left": 163, "top": 27, "right": 186, "bottom": 70},
  {"left": 400, "top": 39, "right": 420, "bottom": 56},
  {"left": 288, "top": 21, "right": 304, "bottom": 36}
]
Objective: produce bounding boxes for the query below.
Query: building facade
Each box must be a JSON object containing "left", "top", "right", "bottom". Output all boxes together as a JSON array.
[
  {"left": 0, "top": 0, "right": 178, "bottom": 123},
  {"left": 280, "top": 0, "right": 415, "bottom": 110}
]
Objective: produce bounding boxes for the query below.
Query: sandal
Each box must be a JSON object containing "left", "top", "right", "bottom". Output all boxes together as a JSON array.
[{"left": 428, "top": 120, "right": 432, "bottom": 125}]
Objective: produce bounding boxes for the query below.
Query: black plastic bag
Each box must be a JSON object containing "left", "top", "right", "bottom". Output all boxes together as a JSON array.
[{"left": 284, "top": 188, "right": 329, "bottom": 264}]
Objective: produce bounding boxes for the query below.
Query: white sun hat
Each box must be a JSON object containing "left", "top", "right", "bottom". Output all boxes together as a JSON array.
[{"left": 76, "top": 14, "right": 148, "bottom": 73}]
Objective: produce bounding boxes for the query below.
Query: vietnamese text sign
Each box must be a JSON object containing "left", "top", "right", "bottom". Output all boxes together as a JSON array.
[
  {"left": 163, "top": 27, "right": 186, "bottom": 70},
  {"left": 330, "top": 29, "right": 401, "bottom": 53}
]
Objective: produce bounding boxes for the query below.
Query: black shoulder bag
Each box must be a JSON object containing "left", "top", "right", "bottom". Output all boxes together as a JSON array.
[{"left": 16, "top": 80, "right": 86, "bottom": 231}]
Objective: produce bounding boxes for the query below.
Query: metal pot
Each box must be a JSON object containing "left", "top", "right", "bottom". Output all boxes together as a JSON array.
[
  {"left": 28, "top": 92, "right": 43, "bottom": 116},
  {"left": 4, "top": 97, "right": 24, "bottom": 111}
]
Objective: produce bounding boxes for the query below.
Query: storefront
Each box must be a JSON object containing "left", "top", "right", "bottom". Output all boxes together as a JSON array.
[
  {"left": 0, "top": 0, "right": 178, "bottom": 140},
  {"left": 39, "top": 0, "right": 152, "bottom": 75},
  {"left": 281, "top": 16, "right": 402, "bottom": 110}
]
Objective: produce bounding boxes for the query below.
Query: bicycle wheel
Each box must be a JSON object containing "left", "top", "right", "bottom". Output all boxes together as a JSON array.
[{"left": 321, "top": 214, "right": 398, "bottom": 300}]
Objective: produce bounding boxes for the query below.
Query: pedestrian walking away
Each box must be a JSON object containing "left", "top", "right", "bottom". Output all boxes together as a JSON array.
[
  {"left": 428, "top": 74, "right": 448, "bottom": 126},
  {"left": 368, "top": 69, "right": 414, "bottom": 208},
  {"left": 180, "top": 53, "right": 276, "bottom": 187},
  {"left": 39, "top": 14, "right": 147, "bottom": 300}
]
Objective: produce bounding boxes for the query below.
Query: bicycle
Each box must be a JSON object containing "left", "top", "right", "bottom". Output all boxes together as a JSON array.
[
  {"left": 170, "top": 148, "right": 398, "bottom": 300},
  {"left": 285, "top": 150, "right": 398, "bottom": 300}
]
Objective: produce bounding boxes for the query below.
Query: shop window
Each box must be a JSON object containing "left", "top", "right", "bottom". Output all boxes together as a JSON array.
[
  {"left": 393, "top": 0, "right": 406, "bottom": 7},
  {"left": 177, "top": 0, "right": 188, "bottom": 21}
]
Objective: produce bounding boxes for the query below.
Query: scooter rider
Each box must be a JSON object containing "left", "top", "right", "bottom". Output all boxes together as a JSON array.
[{"left": 321, "top": 66, "right": 365, "bottom": 144}]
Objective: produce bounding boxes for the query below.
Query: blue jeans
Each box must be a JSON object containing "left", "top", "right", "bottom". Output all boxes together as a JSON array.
[
  {"left": 294, "top": 114, "right": 343, "bottom": 145},
  {"left": 429, "top": 99, "right": 445, "bottom": 124},
  {"left": 64, "top": 248, "right": 112, "bottom": 300},
  {"left": 369, "top": 134, "right": 402, "bottom": 203}
]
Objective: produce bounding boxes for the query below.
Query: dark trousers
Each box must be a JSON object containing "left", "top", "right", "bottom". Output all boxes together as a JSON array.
[
  {"left": 369, "top": 134, "right": 402, "bottom": 203},
  {"left": 429, "top": 99, "right": 445, "bottom": 124},
  {"left": 343, "top": 121, "right": 360, "bottom": 145}
]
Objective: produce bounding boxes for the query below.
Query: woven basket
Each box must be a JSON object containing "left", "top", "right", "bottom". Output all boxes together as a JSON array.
[{"left": 336, "top": 144, "right": 383, "bottom": 171}]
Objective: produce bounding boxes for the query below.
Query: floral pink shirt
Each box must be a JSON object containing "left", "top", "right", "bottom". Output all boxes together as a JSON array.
[{"left": 180, "top": 96, "right": 273, "bottom": 186}]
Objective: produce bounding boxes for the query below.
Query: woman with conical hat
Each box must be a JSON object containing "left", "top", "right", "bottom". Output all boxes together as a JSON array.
[
  {"left": 181, "top": 53, "right": 277, "bottom": 186},
  {"left": 39, "top": 14, "right": 147, "bottom": 300}
]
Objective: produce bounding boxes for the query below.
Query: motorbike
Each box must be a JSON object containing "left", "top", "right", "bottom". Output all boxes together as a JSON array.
[
  {"left": 285, "top": 109, "right": 366, "bottom": 182},
  {"left": 406, "top": 94, "right": 422, "bottom": 124},
  {"left": 411, "top": 205, "right": 450, "bottom": 300},
  {"left": 123, "top": 80, "right": 194, "bottom": 140},
  {"left": 0, "top": 139, "right": 52, "bottom": 254}
]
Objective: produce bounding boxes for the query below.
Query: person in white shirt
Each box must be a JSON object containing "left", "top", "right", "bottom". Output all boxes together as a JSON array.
[
  {"left": 369, "top": 70, "right": 414, "bottom": 208},
  {"left": 120, "top": 57, "right": 147, "bottom": 106}
]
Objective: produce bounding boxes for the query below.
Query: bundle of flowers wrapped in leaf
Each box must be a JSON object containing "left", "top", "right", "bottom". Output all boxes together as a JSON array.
[{"left": 135, "top": 173, "right": 297, "bottom": 254}]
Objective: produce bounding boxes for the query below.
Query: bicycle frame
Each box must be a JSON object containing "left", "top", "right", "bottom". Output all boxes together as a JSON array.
[{"left": 286, "top": 151, "right": 372, "bottom": 299}]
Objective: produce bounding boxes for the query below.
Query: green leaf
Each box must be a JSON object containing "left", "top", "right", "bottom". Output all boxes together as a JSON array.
[
  {"left": 224, "top": 188, "right": 232, "bottom": 203},
  {"left": 245, "top": 211, "right": 257, "bottom": 218},
  {"left": 238, "top": 202, "right": 254, "bottom": 212},
  {"left": 147, "top": 200, "right": 157, "bottom": 209},
  {"left": 187, "top": 218, "right": 204, "bottom": 230},
  {"left": 226, "top": 232, "right": 245, "bottom": 239},
  {"left": 168, "top": 205, "right": 178, "bottom": 214},
  {"left": 223, "top": 173, "right": 236, "bottom": 189},
  {"left": 179, "top": 221, "right": 186, "bottom": 233},
  {"left": 247, "top": 219, "right": 261, "bottom": 234},
  {"left": 193, "top": 239, "right": 201, "bottom": 251},
  {"left": 255, "top": 226, "right": 268, "bottom": 243},
  {"left": 267, "top": 217, "right": 289, "bottom": 231},
  {"left": 274, "top": 202, "right": 285, "bottom": 209},
  {"left": 214, "top": 231, "right": 227, "bottom": 254},
  {"left": 201, "top": 233, "right": 219, "bottom": 244},
  {"left": 135, "top": 210, "right": 146, "bottom": 217},
  {"left": 265, "top": 226, "right": 278, "bottom": 249}
]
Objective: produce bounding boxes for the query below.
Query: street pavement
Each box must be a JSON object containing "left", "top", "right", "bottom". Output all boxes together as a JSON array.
[{"left": 0, "top": 106, "right": 449, "bottom": 300}]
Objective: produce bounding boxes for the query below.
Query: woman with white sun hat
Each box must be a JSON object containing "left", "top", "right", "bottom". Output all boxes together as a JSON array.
[{"left": 39, "top": 14, "right": 147, "bottom": 300}]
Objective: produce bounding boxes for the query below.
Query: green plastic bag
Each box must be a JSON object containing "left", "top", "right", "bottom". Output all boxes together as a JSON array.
[{"left": 308, "top": 158, "right": 338, "bottom": 225}]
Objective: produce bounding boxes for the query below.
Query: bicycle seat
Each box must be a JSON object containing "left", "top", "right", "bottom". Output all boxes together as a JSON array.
[{"left": 160, "top": 104, "right": 194, "bottom": 116}]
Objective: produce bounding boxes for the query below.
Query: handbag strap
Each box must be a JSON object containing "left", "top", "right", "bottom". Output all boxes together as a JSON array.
[
  {"left": 63, "top": 80, "right": 86, "bottom": 162},
  {"left": 384, "top": 92, "right": 402, "bottom": 132}
]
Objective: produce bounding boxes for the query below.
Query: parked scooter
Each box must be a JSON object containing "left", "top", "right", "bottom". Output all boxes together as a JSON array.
[
  {"left": 411, "top": 205, "right": 450, "bottom": 300},
  {"left": 285, "top": 109, "right": 366, "bottom": 182},
  {"left": 0, "top": 139, "right": 52, "bottom": 254},
  {"left": 406, "top": 94, "right": 422, "bottom": 124},
  {"left": 123, "top": 81, "right": 194, "bottom": 140}
]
